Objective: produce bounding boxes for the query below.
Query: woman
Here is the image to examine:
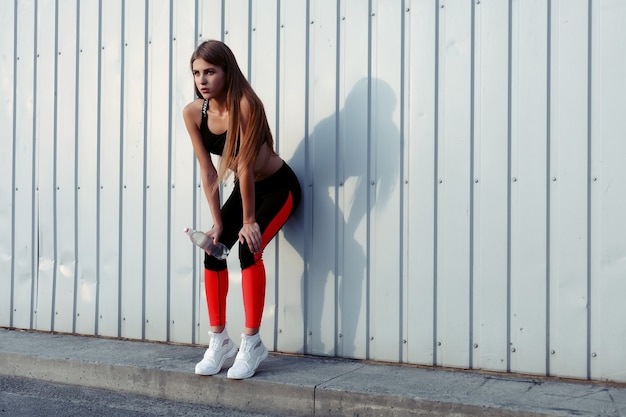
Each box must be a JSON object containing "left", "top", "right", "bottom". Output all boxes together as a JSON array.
[{"left": 183, "top": 40, "right": 301, "bottom": 379}]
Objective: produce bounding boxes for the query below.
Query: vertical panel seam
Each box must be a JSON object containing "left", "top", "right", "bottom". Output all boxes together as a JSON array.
[
  {"left": 274, "top": 0, "right": 282, "bottom": 352},
  {"left": 221, "top": 0, "right": 225, "bottom": 43},
  {"left": 333, "top": 0, "right": 341, "bottom": 358},
  {"left": 433, "top": 0, "right": 441, "bottom": 367},
  {"left": 10, "top": 0, "right": 18, "bottom": 328},
  {"left": 167, "top": 0, "right": 175, "bottom": 343},
  {"left": 303, "top": 0, "right": 311, "bottom": 353},
  {"left": 191, "top": 0, "right": 199, "bottom": 344},
  {"left": 31, "top": 0, "right": 39, "bottom": 331},
  {"left": 586, "top": 0, "right": 592, "bottom": 381},
  {"left": 468, "top": 0, "right": 476, "bottom": 370},
  {"left": 506, "top": 0, "right": 513, "bottom": 374},
  {"left": 545, "top": 0, "right": 552, "bottom": 377},
  {"left": 73, "top": 0, "right": 81, "bottom": 334},
  {"left": 51, "top": 0, "right": 60, "bottom": 332},
  {"left": 365, "top": 0, "right": 373, "bottom": 361},
  {"left": 247, "top": 0, "right": 252, "bottom": 82},
  {"left": 398, "top": 0, "right": 407, "bottom": 363},
  {"left": 118, "top": 0, "right": 126, "bottom": 338},
  {"left": 141, "top": 0, "right": 149, "bottom": 341},
  {"left": 95, "top": 0, "right": 103, "bottom": 335}
]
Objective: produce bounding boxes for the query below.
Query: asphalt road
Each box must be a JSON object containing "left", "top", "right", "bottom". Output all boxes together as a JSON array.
[{"left": 0, "top": 375, "right": 283, "bottom": 417}]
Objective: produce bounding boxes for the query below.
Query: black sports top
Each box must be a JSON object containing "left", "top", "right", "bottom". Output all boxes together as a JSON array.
[{"left": 200, "top": 99, "right": 227, "bottom": 155}]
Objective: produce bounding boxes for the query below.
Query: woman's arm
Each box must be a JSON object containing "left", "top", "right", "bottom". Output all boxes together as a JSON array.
[{"left": 183, "top": 100, "right": 224, "bottom": 239}]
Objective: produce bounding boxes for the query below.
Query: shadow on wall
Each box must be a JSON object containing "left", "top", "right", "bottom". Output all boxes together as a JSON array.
[{"left": 284, "top": 77, "right": 400, "bottom": 358}]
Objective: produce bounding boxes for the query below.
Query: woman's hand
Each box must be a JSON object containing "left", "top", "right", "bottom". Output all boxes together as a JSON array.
[
  {"left": 206, "top": 225, "right": 223, "bottom": 254},
  {"left": 239, "top": 222, "right": 261, "bottom": 253}
]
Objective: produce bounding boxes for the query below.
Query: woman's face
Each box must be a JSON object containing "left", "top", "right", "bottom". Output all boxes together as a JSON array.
[{"left": 192, "top": 58, "right": 226, "bottom": 101}]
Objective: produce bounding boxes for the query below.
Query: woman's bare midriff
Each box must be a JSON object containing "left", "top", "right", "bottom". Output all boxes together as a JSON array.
[{"left": 253, "top": 143, "right": 284, "bottom": 181}]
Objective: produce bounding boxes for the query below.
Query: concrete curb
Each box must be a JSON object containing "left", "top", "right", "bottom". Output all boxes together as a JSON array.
[
  {"left": 0, "top": 351, "right": 538, "bottom": 417},
  {"left": 0, "top": 351, "right": 313, "bottom": 416},
  {"left": 2, "top": 329, "right": 625, "bottom": 416}
]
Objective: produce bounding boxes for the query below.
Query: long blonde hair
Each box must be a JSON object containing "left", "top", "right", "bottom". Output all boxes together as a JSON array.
[{"left": 190, "top": 40, "right": 275, "bottom": 191}]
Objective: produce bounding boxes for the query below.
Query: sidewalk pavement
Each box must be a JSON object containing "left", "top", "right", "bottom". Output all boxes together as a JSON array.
[{"left": 1, "top": 328, "right": 625, "bottom": 416}]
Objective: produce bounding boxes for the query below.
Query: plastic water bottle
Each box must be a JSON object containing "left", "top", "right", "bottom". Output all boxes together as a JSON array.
[{"left": 183, "top": 227, "right": 229, "bottom": 260}]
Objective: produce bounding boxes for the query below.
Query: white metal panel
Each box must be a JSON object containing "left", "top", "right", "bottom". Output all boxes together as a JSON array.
[
  {"left": 369, "top": 0, "right": 403, "bottom": 363},
  {"left": 5, "top": 0, "right": 626, "bottom": 384},
  {"left": 195, "top": 0, "right": 225, "bottom": 295},
  {"left": 214, "top": 0, "right": 251, "bottom": 344},
  {"left": 471, "top": 0, "right": 509, "bottom": 372},
  {"left": 53, "top": 0, "right": 79, "bottom": 334},
  {"left": 509, "top": 0, "right": 549, "bottom": 376},
  {"left": 34, "top": 0, "right": 57, "bottom": 332},
  {"left": 192, "top": 2, "right": 220, "bottom": 345},
  {"left": 275, "top": 0, "right": 308, "bottom": 354},
  {"left": 549, "top": 0, "right": 589, "bottom": 379},
  {"left": 119, "top": 0, "right": 147, "bottom": 340},
  {"left": 306, "top": 0, "right": 339, "bottom": 357},
  {"left": 12, "top": 0, "right": 37, "bottom": 331},
  {"left": 406, "top": 0, "right": 437, "bottom": 366},
  {"left": 224, "top": 0, "right": 250, "bottom": 77},
  {"left": 336, "top": 0, "right": 370, "bottom": 360},
  {"left": 169, "top": 0, "right": 198, "bottom": 345},
  {"left": 0, "top": 0, "right": 16, "bottom": 326},
  {"left": 74, "top": 0, "right": 100, "bottom": 336},
  {"left": 97, "top": 0, "right": 123, "bottom": 338},
  {"left": 197, "top": 0, "right": 223, "bottom": 41},
  {"left": 143, "top": 0, "right": 172, "bottom": 342},
  {"left": 250, "top": 0, "right": 280, "bottom": 348},
  {"left": 590, "top": 0, "right": 626, "bottom": 383},
  {"left": 435, "top": 0, "right": 472, "bottom": 368}
]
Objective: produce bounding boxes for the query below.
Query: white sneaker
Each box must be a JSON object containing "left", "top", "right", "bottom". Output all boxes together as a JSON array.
[
  {"left": 195, "top": 330, "right": 238, "bottom": 375},
  {"left": 227, "top": 333, "right": 268, "bottom": 379}
]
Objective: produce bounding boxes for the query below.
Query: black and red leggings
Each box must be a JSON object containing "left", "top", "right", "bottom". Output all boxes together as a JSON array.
[{"left": 203, "top": 162, "right": 301, "bottom": 329}]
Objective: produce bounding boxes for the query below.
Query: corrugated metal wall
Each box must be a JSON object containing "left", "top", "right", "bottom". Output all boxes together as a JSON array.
[{"left": 2, "top": 0, "right": 626, "bottom": 383}]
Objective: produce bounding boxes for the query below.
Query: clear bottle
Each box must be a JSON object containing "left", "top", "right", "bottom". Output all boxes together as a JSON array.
[{"left": 184, "top": 227, "right": 229, "bottom": 260}]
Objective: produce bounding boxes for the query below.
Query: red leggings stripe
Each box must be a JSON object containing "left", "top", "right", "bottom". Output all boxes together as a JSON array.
[
  {"left": 255, "top": 192, "right": 294, "bottom": 262},
  {"left": 243, "top": 192, "right": 294, "bottom": 328}
]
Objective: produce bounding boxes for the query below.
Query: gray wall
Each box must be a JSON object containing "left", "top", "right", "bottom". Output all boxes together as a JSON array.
[{"left": 2, "top": 0, "right": 626, "bottom": 383}]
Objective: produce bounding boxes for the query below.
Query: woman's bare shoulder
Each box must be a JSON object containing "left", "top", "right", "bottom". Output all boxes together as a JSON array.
[{"left": 183, "top": 98, "right": 204, "bottom": 118}]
